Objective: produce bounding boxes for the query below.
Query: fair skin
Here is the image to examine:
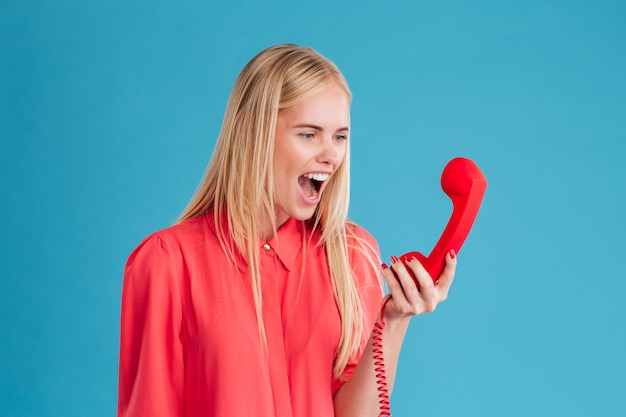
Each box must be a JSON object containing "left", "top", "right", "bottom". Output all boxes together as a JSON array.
[
  {"left": 264, "top": 82, "right": 349, "bottom": 240},
  {"left": 267, "top": 81, "right": 457, "bottom": 416}
]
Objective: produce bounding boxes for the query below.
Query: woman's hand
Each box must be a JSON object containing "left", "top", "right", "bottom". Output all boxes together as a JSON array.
[
  {"left": 381, "top": 250, "right": 457, "bottom": 321},
  {"left": 333, "top": 250, "right": 457, "bottom": 417}
]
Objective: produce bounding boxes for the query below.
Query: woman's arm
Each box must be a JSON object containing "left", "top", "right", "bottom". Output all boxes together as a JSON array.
[
  {"left": 118, "top": 235, "right": 185, "bottom": 417},
  {"left": 334, "top": 251, "right": 457, "bottom": 417}
]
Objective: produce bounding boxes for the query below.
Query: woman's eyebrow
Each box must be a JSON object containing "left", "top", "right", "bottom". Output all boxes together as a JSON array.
[{"left": 291, "top": 123, "right": 349, "bottom": 132}]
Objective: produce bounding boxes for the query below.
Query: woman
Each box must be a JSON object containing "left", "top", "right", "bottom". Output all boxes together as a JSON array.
[{"left": 118, "top": 44, "right": 456, "bottom": 417}]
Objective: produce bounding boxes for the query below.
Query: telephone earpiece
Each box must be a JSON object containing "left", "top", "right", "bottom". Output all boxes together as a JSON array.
[{"left": 400, "top": 157, "right": 487, "bottom": 281}]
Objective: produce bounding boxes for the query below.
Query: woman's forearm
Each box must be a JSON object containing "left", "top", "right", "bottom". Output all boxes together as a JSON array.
[{"left": 334, "top": 314, "right": 411, "bottom": 417}]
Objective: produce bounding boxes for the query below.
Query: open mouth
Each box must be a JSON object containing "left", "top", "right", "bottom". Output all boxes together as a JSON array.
[{"left": 298, "top": 173, "right": 330, "bottom": 200}]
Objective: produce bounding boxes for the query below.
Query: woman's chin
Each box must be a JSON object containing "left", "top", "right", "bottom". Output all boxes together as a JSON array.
[{"left": 286, "top": 204, "right": 318, "bottom": 223}]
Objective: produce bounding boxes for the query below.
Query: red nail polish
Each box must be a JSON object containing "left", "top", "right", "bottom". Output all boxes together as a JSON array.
[
  {"left": 381, "top": 263, "right": 389, "bottom": 270},
  {"left": 449, "top": 249, "right": 456, "bottom": 259},
  {"left": 391, "top": 255, "right": 399, "bottom": 264}
]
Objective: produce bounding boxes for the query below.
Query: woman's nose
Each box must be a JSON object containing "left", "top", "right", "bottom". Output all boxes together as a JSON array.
[{"left": 317, "top": 139, "right": 343, "bottom": 166}]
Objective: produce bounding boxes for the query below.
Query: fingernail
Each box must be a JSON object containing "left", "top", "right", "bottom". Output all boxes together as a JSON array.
[
  {"left": 408, "top": 255, "right": 417, "bottom": 262},
  {"left": 381, "top": 263, "right": 389, "bottom": 270},
  {"left": 449, "top": 249, "right": 456, "bottom": 259},
  {"left": 390, "top": 255, "right": 399, "bottom": 264}
]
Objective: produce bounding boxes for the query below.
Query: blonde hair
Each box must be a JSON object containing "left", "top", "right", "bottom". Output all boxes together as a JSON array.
[{"left": 179, "top": 44, "right": 379, "bottom": 378}]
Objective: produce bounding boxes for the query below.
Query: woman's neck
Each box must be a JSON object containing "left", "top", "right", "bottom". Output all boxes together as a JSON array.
[{"left": 258, "top": 211, "right": 290, "bottom": 241}]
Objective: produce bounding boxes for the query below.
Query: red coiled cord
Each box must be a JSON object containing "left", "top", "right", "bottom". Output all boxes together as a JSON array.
[{"left": 372, "top": 296, "right": 392, "bottom": 417}]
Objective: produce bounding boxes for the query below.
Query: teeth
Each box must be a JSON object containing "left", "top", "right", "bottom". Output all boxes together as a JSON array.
[{"left": 304, "top": 173, "right": 330, "bottom": 182}]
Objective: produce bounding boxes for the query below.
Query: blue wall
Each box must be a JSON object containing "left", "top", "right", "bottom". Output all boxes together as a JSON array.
[{"left": 2, "top": 1, "right": 624, "bottom": 415}]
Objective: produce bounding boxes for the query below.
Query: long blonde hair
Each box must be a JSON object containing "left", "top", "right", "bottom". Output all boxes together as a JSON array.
[{"left": 179, "top": 44, "right": 379, "bottom": 378}]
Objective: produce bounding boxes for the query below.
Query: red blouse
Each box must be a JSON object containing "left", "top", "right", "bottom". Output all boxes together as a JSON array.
[{"left": 117, "top": 213, "right": 383, "bottom": 417}]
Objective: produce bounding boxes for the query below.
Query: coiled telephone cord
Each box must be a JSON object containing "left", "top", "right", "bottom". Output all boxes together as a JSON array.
[{"left": 372, "top": 296, "right": 393, "bottom": 417}]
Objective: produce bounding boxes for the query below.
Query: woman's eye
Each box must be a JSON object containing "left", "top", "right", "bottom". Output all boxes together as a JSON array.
[
  {"left": 334, "top": 134, "right": 348, "bottom": 142},
  {"left": 299, "top": 132, "right": 315, "bottom": 139}
]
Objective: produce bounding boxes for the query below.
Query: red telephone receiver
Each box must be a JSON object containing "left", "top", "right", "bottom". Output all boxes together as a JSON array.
[
  {"left": 399, "top": 157, "right": 487, "bottom": 281},
  {"left": 373, "top": 158, "right": 487, "bottom": 416}
]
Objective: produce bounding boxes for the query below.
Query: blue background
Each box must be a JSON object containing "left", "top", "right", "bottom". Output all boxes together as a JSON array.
[{"left": 2, "top": 0, "right": 624, "bottom": 416}]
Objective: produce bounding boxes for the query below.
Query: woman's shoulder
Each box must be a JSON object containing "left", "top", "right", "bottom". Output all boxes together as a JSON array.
[
  {"left": 153, "top": 214, "right": 214, "bottom": 243},
  {"left": 126, "top": 214, "right": 217, "bottom": 267},
  {"left": 345, "top": 221, "right": 381, "bottom": 286},
  {"left": 346, "top": 220, "right": 378, "bottom": 250}
]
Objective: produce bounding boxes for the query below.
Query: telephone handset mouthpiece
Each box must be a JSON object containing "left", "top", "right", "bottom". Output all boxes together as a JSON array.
[{"left": 400, "top": 157, "right": 487, "bottom": 281}]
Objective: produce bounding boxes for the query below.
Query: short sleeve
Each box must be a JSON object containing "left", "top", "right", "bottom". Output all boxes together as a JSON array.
[
  {"left": 331, "top": 224, "right": 384, "bottom": 396},
  {"left": 117, "top": 234, "right": 185, "bottom": 417}
]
